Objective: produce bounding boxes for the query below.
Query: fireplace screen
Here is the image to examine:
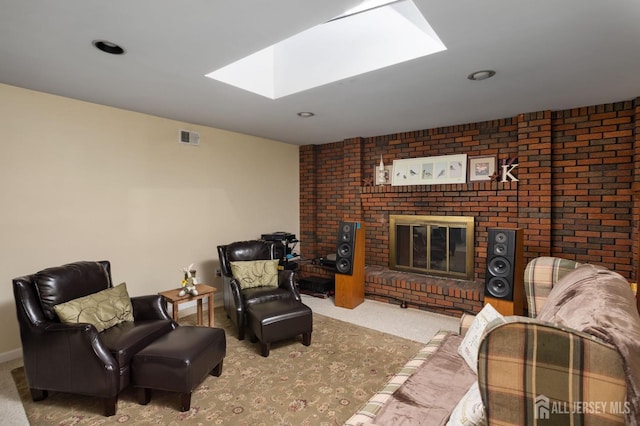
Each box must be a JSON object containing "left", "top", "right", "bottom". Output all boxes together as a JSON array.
[{"left": 390, "top": 215, "right": 474, "bottom": 280}]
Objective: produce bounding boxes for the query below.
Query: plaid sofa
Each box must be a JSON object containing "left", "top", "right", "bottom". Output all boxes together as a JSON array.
[{"left": 345, "top": 257, "right": 633, "bottom": 425}]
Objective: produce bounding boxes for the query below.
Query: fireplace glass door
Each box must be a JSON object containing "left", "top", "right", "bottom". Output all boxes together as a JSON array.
[{"left": 390, "top": 215, "right": 474, "bottom": 280}]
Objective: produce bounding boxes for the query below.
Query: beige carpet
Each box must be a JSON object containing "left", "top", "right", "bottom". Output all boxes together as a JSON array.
[{"left": 11, "top": 309, "right": 424, "bottom": 425}]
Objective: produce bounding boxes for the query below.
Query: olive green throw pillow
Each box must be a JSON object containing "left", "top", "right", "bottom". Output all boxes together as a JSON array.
[
  {"left": 53, "top": 282, "right": 134, "bottom": 332},
  {"left": 230, "top": 260, "right": 280, "bottom": 289}
]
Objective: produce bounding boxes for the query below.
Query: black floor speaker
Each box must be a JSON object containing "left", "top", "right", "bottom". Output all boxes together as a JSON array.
[
  {"left": 336, "top": 221, "right": 358, "bottom": 275},
  {"left": 484, "top": 228, "right": 524, "bottom": 316},
  {"left": 335, "top": 222, "right": 365, "bottom": 309}
]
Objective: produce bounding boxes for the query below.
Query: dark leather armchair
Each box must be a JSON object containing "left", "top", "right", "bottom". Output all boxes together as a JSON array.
[
  {"left": 217, "top": 240, "right": 300, "bottom": 340},
  {"left": 12, "top": 261, "right": 176, "bottom": 416}
]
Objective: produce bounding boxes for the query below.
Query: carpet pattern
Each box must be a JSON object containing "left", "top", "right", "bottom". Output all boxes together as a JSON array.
[{"left": 12, "top": 308, "right": 423, "bottom": 425}]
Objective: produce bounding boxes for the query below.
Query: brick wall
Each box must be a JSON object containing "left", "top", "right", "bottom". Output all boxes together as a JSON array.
[
  {"left": 299, "top": 98, "right": 640, "bottom": 315},
  {"left": 550, "top": 102, "right": 636, "bottom": 276}
]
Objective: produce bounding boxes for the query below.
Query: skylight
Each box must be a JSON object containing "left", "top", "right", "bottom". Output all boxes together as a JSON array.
[{"left": 205, "top": 0, "right": 446, "bottom": 99}]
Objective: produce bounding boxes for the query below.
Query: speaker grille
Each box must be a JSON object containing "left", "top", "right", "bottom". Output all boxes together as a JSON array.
[
  {"left": 486, "top": 276, "right": 511, "bottom": 298},
  {"left": 336, "top": 258, "right": 352, "bottom": 274},
  {"left": 494, "top": 231, "right": 508, "bottom": 244},
  {"left": 338, "top": 243, "right": 352, "bottom": 258},
  {"left": 487, "top": 257, "right": 511, "bottom": 277},
  {"left": 494, "top": 242, "right": 507, "bottom": 256}
]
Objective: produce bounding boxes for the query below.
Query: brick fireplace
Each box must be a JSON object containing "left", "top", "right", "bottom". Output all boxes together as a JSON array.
[{"left": 299, "top": 99, "right": 640, "bottom": 317}]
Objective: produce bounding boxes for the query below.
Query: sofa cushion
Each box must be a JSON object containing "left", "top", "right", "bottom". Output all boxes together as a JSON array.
[
  {"left": 373, "top": 334, "right": 476, "bottom": 425},
  {"left": 53, "top": 282, "right": 134, "bottom": 332},
  {"left": 230, "top": 259, "right": 279, "bottom": 289},
  {"left": 99, "top": 319, "right": 175, "bottom": 367},
  {"left": 345, "top": 330, "right": 452, "bottom": 426},
  {"left": 458, "top": 303, "right": 504, "bottom": 373},
  {"left": 242, "top": 286, "right": 294, "bottom": 306}
]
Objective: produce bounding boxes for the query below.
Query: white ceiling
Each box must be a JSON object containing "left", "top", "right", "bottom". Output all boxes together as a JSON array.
[{"left": 1, "top": 0, "right": 639, "bottom": 146}]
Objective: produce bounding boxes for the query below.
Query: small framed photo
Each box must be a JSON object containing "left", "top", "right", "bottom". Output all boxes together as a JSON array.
[
  {"left": 374, "top": 165, "right": 393, "bottom": 185},
  {"left": 468, "top": 155, "right": 497, "bottom": 181}
]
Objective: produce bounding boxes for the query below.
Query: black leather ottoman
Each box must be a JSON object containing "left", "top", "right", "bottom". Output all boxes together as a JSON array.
[
  {"left": 131, "top": 326, "right": 226, "bottom": 411},
  {"left": 246, "top": 299, "right": 312, "bottom": 357}
]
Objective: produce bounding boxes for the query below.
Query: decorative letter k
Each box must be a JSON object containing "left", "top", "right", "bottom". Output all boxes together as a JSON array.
[{"left": 501, "top": 164, "right": 519, "bottom": 182}]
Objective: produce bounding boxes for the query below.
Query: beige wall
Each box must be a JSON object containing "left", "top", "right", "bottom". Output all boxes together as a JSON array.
[{"left": 0, "top": 83, "right": 300, "bottom": 356}]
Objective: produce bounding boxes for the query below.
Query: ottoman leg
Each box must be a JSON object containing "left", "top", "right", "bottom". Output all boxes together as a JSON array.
[
  {"left": 180, "top": 392, "right": 192, "bottom": 412},
  {"left": 302, "top": 331, "right": 312, "bottom": 346},
  {"left": 137, "top": 388, "right": 151, "bottom": 405},
  {"left": 260, "top": 342, "right": 271, "bottom": 357},
  {"left": 103, "top": 396, "right": 117, "bottom": 417},
  {"left": 30, "top": 388, "right": 47, "bottom": 401},
  {"left": 211, "top": 359, "right": 224, "bottom": 377}
]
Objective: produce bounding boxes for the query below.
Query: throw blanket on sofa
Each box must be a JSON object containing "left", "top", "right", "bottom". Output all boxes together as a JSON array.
[
  {"left": 372, "top": 334, "right": 476, "bottom": 425},
  {"left": 537, "top": 264, "right": 640, "bottom": 426}
]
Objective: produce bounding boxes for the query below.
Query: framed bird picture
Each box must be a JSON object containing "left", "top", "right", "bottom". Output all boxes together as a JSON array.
[
  {"left": 468, "top": 155, "right": 497, "bottom": 182},
  {"left": 392, "top": 154, "right": 467, "bottom": 186}
]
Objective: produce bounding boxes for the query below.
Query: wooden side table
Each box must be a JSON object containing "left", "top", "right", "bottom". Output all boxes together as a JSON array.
[{"left": 159, "top": 284, "right": 217, "bottom": 327}]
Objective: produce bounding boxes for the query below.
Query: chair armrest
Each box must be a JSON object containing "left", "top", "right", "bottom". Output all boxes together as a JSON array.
[
  {"left": 224, "top": 276, "right": 244, "bottom": 310},
  {"left": 478, "top": 317, "right": 626, "bottom": 424},
  {"left": 524, "top": 256, "right": 581, "bottom": 318},
  {"left": 131, "top": 294, "right": 174, "bottom": 322},
  {"left": 42, "top": 321, "right": 116, "bottom": 365},
  {"left": 23, "top": 321, "right": 120, "bottom": 397},
  {"left": 278, "top": 269, "right": 301, "bottom": 301}
]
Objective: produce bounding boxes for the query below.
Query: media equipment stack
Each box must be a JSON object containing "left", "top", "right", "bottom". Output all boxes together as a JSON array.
[
  {"left": 484, "top": 227, "right": 524, "bottom": 316},
  {"left": 260, "top": 232, "right": 299, "bottom": 270},
  {"left": 297, "top": 276, "right": 335, "bottom": 298},
  {"left": 334, "top": 221, "right": 365, "bottom": 309}
]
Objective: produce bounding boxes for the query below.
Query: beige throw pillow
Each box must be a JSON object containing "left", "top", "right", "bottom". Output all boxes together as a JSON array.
[
  {"left": 446, "top": 382, "right": 487, "bottom": 426},
  {"left": 457, "top": 303, "right": 504, "bottom": 373},
  {"left": 230, "top": 260, "right": 280, "bottom": 289},
  {"left": 53, "top": 282, "right": 134, "bottom": 332}
]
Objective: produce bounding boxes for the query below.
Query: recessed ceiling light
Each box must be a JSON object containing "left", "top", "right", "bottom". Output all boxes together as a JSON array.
[
  {"left": 297, "top": 112, "right": 315, "bottom": 118},
  {"left": 467, "top": 70, "right": 495, "bottom": 81},
  {"left": 92, "top": 40, "right": 126, "bottom": 55}
]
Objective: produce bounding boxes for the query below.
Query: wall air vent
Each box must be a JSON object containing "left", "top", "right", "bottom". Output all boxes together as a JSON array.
[{"left": 179, "top": 130, "right": 200, "bottom": 146}]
